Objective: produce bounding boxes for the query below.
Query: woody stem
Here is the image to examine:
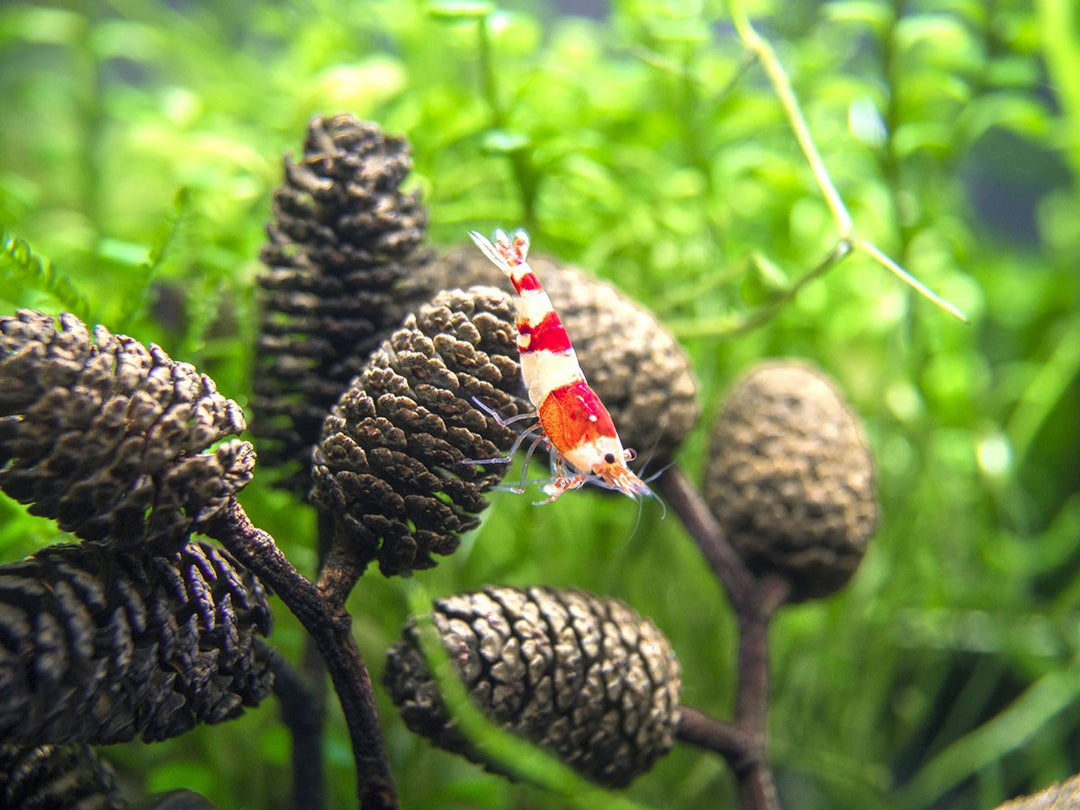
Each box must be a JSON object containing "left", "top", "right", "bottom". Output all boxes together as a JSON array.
[
  {"left": 676, "top": 706, "right": 756, "bottom": 765},
  {"left": 262, "top": 641, "right": 325, "bottom": 810},
  {"left": 657, "top": 465, "right": 756, "bottom": 613},
  {"left": 204, "top": 499, "right": 396, "bottom": 810},
  {"left": 658, "top": 466, "right": 784, "bottom": 810}
]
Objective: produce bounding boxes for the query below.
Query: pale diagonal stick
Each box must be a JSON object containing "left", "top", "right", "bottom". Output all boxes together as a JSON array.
[{"left": 726, "top": 0, "right": 967, "bottom": 322}]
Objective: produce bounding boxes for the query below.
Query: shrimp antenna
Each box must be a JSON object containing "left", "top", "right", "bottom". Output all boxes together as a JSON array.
[{"left": 629, "top": 417, "right": 672, "bottom": 485}]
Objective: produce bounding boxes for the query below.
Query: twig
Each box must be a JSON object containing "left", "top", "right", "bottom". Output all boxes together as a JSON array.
[
  {"left": 733, "top": 576, "right": 788, "bottom": 810},
  {"left": 857, "top": 239, "right": 968, "bottom": 322},
  {"left": 656, "top": 466, "right": 755, "bottom": 613},
  {"left": 285, "top": 513, "right": 332, "bottom": 807},
  {"left": 262, "top": 641, "right": 325, "bottom": 810},
  {"left": 735, "top": 575, "right": 789, "bottom": 729},
  {"left": 658, "top": 466, "right": 784, "bottom": 810},
  {"left": 728, "top": 240, "right": 854, "bottom": 339},
  {"left": 316, "top": 540, "right": 368, "bottom": 614},
  {"left": 726, "top": 0, "right": 852, "bottom": 237},
  {"left": 731, "top": 240, "right": 852, "bottom": 335},
  {"left": 676, "top": 706, "right": 756, "bottom": 767},
  {"left": 665, "top": 241, "right": 855, "bottom": 340},
  {"left": 203, "top": 499, "right": 397, "bottom": 810},
  {"left": 725, "top": 0, "right": 966, "bottom": 322}
]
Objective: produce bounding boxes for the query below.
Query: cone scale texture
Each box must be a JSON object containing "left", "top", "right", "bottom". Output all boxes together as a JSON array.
[
  {"left": 0, "top": 541, "right": 274, "bottom": 746},
  {"left": 311, "top": 287, "right": 529, "bottom": 577},
  {"left": 385, "top": 586, "right": 682, "bottom": 788},
  {"left": 0, "top": 310, "right": 253, "bottom": 552},
  {"left": 0, "top": 744, "right": 123, "bottom": 810},
  {"left": 253, "top": 115, "right": 432, "bottom": 491},
  {"left": 704, "top": 362, "right": 878, "bottom": 601}
]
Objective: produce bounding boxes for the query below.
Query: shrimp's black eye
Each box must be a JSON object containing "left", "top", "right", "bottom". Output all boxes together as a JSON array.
[{"left": 603, "top": 452, "right": 616, "bottom": 464}]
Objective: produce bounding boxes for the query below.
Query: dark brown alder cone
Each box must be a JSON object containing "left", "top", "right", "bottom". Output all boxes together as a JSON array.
[
  {"left": 0, "top": 744, "right": 124, "bottom": 810},
  {"left": 414, "top": 245, "right": 700, "bottom": 464},
  {"left": 0, "top": 540, "right": 274, "bottom": 746},
  {"left": 253, "top": 114, "right": 433, "bottom": 492},
  {"left": 0, "top": 310, "right": 254, "bottom": 552},
  {"left": 703, "top": 362, "right": 878, "bottom": 602},
  {"left": 310, "top": 287, "right": 528, "bottom": 577},
  {"left": 385, "top": 586, "right": 682, "bottom": 789},
  {"left": 995, "top": 772, "right": 1080, "bottom": 809}
]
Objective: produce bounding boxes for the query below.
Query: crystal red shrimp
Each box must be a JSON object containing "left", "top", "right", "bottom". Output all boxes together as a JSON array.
[{"left": 467, "top": 228, "right": 652, "bottom": 502}]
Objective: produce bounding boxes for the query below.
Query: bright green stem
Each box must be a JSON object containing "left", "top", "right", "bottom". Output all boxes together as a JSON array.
[
  {"left": 1036, "top": 0, "right": 1080, "bottom": 180},
  {"left": 477, "top": 13, "right": 502, "bottom": 123},
  {"left": 1006, "top": 317, "right": 1080, "bottom": 463},
  {"left": 858, "top": 239, "right": 968, "bottom": 323},
  {"left": 726, "top": 0, "right": 852, "bottom": 237},
  {"left": 725, "top": 0, "right": 967, "bottom": 322},
  {"left": 896, "top": 663, "right": 1080, "bottom": 808}
]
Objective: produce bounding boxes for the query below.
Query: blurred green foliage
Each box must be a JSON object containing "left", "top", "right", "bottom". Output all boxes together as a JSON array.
[{"left": 1, "top": 0, "right": 1078, "bottom": 808}]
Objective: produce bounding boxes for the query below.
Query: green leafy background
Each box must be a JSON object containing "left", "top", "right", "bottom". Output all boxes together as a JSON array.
[{"left": 1, "top": 0, "right": 1078, "bottom": 808}]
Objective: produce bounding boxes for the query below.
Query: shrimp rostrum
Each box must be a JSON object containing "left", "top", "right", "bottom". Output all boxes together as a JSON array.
[{"left": 466, "top": 228, "right": 654, "bottom": 503}]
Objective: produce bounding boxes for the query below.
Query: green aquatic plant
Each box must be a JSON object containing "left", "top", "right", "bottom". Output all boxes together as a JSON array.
[{"left": 0, "top": 1, "right": 1077, "bottom": 809}]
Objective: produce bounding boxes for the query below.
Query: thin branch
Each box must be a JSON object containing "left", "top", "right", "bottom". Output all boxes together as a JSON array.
[
  {"left": 726, "top": 0, "right": 852, "bottom": 237},
  {"left": 286, "top": 510, "right": 335, "bottom": 810},
  {"left": 676, "top": 706, "right": 756, "bottom": 767},
  {"left": 203, "top": 500, "right": 396, "bottom": 810},
  {"left": 736, "top": 759, "right": 782, "bottom": 810},
  {"left": 665, "top": 240, "right": 851, "bottom": 343},
  {"left": 262, "top": 642, "right": 325, "bottom": 810},
  {"left": 658, "top": 467, "right": 786, "bottom": 810},
  {"left": 632, "top": 48, "right": 757, "bottom": 103},
  {"left": 732, "top": 576, "right": 789, "bottom": 810},
  {"left": 733, "top": 240, "right": 852, "bottom": 333},
  {"left": 734, "top": 577, "right": 788, "bottom": 731},
  {"left": 725, "top": 0, "right": 966, "bottom": 322},
  {"left": 316, "top": 541, "right": 368, "bottom": 615},
  {"left": 656, "top": 466, "right": 756, "bottom": 613},
  {"left": 857, "top": 239, "right": 968, "bottom": 322}
]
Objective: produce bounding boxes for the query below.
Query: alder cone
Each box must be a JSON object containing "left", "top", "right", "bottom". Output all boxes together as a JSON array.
[
  {"left": 253, "top": 115, "right": 433, "bottom": 492},
  {"left": 0, "top": 744, "right": 123, "bottom": 810},
  {"left": 995, "top": 772, "right": 1080, "bottom": 809},
  {"left": 0, "top": 310, "right": 253, "bottom": 552},
  {"left": 385, "top": 586, "right": 682, "bottom": 788},
  {"left": 416, "top": 245, "right": 700, "bottom": 465},
  {"left": 310, "top": 287, "right": 529, "bottom": 577},
  {"left": 0, "top": 541, "right": 273, "bottom": 746},
  {"left": 704, "top": 362, "right": 878, "bottom": 601}
]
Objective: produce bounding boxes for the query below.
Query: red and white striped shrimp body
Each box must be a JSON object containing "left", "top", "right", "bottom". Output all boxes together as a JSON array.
[{"left": 468, "top": 228, "right": 651, "bottom": 501}]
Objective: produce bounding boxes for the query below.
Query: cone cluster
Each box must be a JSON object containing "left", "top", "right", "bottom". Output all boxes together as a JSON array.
[
  {"left": 0, "top": 310, "right": 253, "bottom": 552},
  {"left": 385, "top": 586, "right": 682, "bottom": 788},
  {"left": 0, "top": 744, "right": 123, "bottom": 810},
  {"left": 0, "top": 540, "right": 274, "bottom": 746},
  {"left": 310, "top": 287, "right": 529, "bottom": 577},
  {"left": 253, "top": 115, "right": 432, "bottom": 491},
  {"left": 704, "top": 362, "right": 878, "bottom": 601}
]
